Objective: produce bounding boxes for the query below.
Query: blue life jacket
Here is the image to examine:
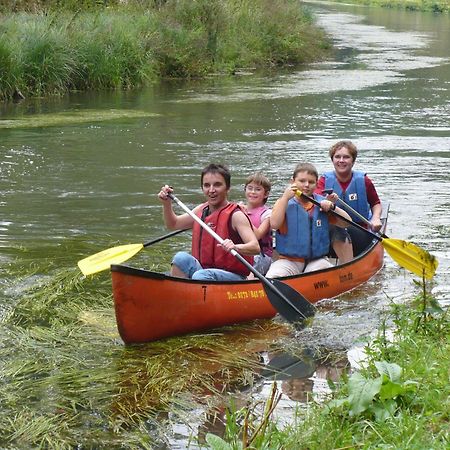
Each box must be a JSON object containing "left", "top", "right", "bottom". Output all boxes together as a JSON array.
[
  {"left": 275, "top": 196, "right": 330, "bottom": 260},
  {"left": 324, "top": 170, "right": 370, "bottom": 223}
]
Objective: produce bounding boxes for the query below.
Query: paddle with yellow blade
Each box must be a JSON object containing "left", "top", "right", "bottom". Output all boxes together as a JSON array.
[
  {"left": 169, "top": 194, "right": 316, "bottom": 324},
  {"left": 77, "top": 229, "right": 187, "bottom": 276},
  {"left": 297, "top": 191, "right": 438, "bottom": 279}
]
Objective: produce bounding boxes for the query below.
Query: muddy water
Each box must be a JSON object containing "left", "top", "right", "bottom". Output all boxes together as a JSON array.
[{"left": 0, "top": 1, "right": 449, "bottom": 448}]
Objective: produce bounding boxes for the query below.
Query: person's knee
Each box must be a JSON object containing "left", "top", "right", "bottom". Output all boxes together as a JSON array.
[{"left": 192, "top": 270, "right": 212, "bottom": 281}]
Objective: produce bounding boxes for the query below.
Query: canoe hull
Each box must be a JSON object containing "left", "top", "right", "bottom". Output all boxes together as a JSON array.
[{"left": 111, "top": 236, "right": 384, "bottom": 344}]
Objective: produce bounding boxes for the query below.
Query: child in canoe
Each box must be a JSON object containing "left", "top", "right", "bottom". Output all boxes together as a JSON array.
[
  {"left": 241, "top": 172, "right": 273, "bottom": 276},
  {"left": 266, "top": 162, "right": 352, "bottom": 278}
]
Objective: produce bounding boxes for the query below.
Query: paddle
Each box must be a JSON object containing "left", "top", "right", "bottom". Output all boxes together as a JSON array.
[
  {"left": 77, "top": 229, "right": 188, "bottom": 276},
  {"left": 297, "top": 191, "right": 438, "bottom": 279},
  {"left": 169, "top": 194, "right": 315, "bottom": 323}
]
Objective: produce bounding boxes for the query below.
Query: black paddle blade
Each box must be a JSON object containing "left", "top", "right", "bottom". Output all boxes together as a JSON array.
[
  {"left": 264, "top": 279, "right": 316, "bottom": 324},
  {"left": 261, "top": 352, "right": 316, "bottom": 380}
]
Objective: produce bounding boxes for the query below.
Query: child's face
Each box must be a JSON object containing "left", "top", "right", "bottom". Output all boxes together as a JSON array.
[
  {"left": 292, "top": 171, "right": 317, "bottom": 196},
  {"left": 245, "top": 183, "right": 268, "bottom": 207}
]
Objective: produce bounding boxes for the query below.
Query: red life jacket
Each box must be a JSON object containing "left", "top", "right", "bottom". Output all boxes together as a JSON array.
[{"left": 191, "top": 202, "right": 254, "bottom": 276}]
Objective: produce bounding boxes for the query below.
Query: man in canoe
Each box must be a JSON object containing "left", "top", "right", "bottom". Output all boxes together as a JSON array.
[
  {"left": 315, "top": 140, "right": 382, "bottom": 263},
  {"left": 158, "top": 163, "right": 260, "bottom": 281},
  {"left": 266, "top": 162, "right": 352, "bottom": 278}
]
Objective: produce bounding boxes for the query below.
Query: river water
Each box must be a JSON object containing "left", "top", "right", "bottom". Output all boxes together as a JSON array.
[{"left": 1, "top": 1, "right": 449, "bottom": 448}]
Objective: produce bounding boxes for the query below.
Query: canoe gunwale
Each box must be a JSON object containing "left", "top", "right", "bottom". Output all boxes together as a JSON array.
[{"left": 110, "top": 237, "right": 380, "bottom": 284}]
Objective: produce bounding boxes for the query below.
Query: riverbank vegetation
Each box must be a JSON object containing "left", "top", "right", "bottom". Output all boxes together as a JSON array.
[
  {"left": 210, "top": 283, "right": 449, "bottom": 449},
  {"left": 0, "top": 0, "right": 330, "bottom": 101},
  {"left": 332, "top": 0, "right": 449, "bottom": 13}
]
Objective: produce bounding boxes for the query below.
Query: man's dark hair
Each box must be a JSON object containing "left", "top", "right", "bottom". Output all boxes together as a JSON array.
[{"left": 201, "top": 163, "right": 231, "bottom": 189}]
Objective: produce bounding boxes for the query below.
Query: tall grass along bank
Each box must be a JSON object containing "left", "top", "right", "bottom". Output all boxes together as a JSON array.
[{"left": 0, "top": 0, "right": 330, "bottom": 101}]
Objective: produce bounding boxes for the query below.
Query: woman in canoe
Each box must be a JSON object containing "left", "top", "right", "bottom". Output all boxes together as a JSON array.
[{"left": 315, "top": 140, "right": 382, "bottom": 263}]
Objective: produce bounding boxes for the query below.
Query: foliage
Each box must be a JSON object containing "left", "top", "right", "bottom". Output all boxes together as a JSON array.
[
  {"left": 218, "top": 280, "right": 449, "bottom": 449},
  {"left": 205, "top": 383, "right": 286, "bottom": 450},
  {"left": 0, "top": 0, "right": 330, "bottom": 100},
  {"left": 326, "top": 360, "right": 418, "bottom": 421}
]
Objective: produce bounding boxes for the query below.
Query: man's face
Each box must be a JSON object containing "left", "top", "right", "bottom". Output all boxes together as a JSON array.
[{"left": 202, "top": 172, "right": 229, "bottom": 209}]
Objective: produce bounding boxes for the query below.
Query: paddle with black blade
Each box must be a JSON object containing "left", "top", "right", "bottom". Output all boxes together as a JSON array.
[
  {"left": 169, "top": 193, "right": 315, "bottom": 323},
  {"left": 77, "top": 229, "right": 188, "bottom": 276},
  {"left": 298, "top": 191, "right": 438, "bottom": 279}
]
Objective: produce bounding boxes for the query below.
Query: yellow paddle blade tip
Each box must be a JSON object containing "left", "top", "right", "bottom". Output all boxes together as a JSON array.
[
  {"left": 382, "top": 239, "right": 439, "bottom": 279},
  {"left": 77, "top": 243, "right": 144, "bottom": 276}
]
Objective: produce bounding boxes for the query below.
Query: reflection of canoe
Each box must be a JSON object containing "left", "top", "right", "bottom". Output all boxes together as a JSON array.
[{"left": 111, "top": 210, "right": 388, "bottom": 344}]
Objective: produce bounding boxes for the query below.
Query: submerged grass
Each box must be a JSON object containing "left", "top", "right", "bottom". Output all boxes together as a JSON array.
[
  {"left": 0, "top": 0, "right": 331, "bottom": 100},
  {"left": 0, "top": 109, "right": 157, "bottom": 129},
  {"left": 0, "top": 254, "right": 289, "bottom": 448}
]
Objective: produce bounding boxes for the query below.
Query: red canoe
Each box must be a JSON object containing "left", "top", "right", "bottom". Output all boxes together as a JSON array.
[{"left": 111, "top": 212, "right": 387, "bottom": 344}]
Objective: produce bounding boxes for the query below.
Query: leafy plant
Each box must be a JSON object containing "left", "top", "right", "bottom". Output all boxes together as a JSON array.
[{"left": 327, "top": 361, "right": 418, "bottom": 421}]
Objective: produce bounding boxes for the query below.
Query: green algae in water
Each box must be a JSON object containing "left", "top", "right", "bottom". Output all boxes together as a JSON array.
[{"left": 0, "top": 109, "right": 158, "bottom": 129}]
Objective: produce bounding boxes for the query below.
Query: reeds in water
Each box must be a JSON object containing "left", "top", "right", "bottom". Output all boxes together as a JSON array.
[{"left": 1, "top": 256, "right": 289, "bottom": 447}]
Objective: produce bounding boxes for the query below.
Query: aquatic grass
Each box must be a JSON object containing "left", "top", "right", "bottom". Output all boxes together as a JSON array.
[
  {"left": 71, "top": 12, "right": 157, "bottom": 89},
  {"left": 0, "top": 108, "right": 157, "bottom": 128},
  {"left": 1, "top": 255, "right": 285, "bottom": 448},
  {"left": 0, "top": 35, "right": 22, "bottom": 100},
  {"left": 21, "top": 24, "right": 79, "bottom": 95}
]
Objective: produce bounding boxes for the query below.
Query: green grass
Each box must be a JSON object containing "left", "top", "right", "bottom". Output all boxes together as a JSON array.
[
  {"left": 0, "top": 0, "right": 331, "bottom": 101},
  {"left": 211, "top": 283, "right": 449, "bottom": 449}
]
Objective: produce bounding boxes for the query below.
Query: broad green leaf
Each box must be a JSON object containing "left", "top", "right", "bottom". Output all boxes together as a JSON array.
[
  {"left": 348, "top": 372, "right": 382, "bottom": 416},
  {"left": 326, "top": 398, "right": 348, "bottom": 411},
  {"left": 205, "top": 433, "right": 235, "bottom": 450},
  {"left": 372, "top": 399, "right": 397, "bottom": 422},
  {"left": 379, "top": 380, "right": 404, "bottom": 400},
  {"left": 375, "top": 361, "right": 402, "bottom": 383}
]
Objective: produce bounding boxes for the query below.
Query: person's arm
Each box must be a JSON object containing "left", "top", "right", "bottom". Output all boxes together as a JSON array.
[
  {"left": 320, "top": 199, "right": 352, "bottom": 228},
  {"left": 270, "top": 186, "right": 295, "bottom": 230},
  {"left": 365, "top": 176, "right": 382, "bottom": 232},
  {"left": 369, "top": 202, "right": 382, "bottom": 232},
  {"left": 253, "top": 209, "right": 271, "bottom": 240},
  {"left": 157, "top": 185, "right": 194, "bottom": 230},
  {"left": 225, "top": 211, "right": 260, "bottom": 256}
]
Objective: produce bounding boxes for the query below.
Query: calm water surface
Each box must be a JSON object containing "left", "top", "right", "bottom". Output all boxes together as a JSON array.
[{"left": 1, "top": 2, "right": 449, "bottom": 448}]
